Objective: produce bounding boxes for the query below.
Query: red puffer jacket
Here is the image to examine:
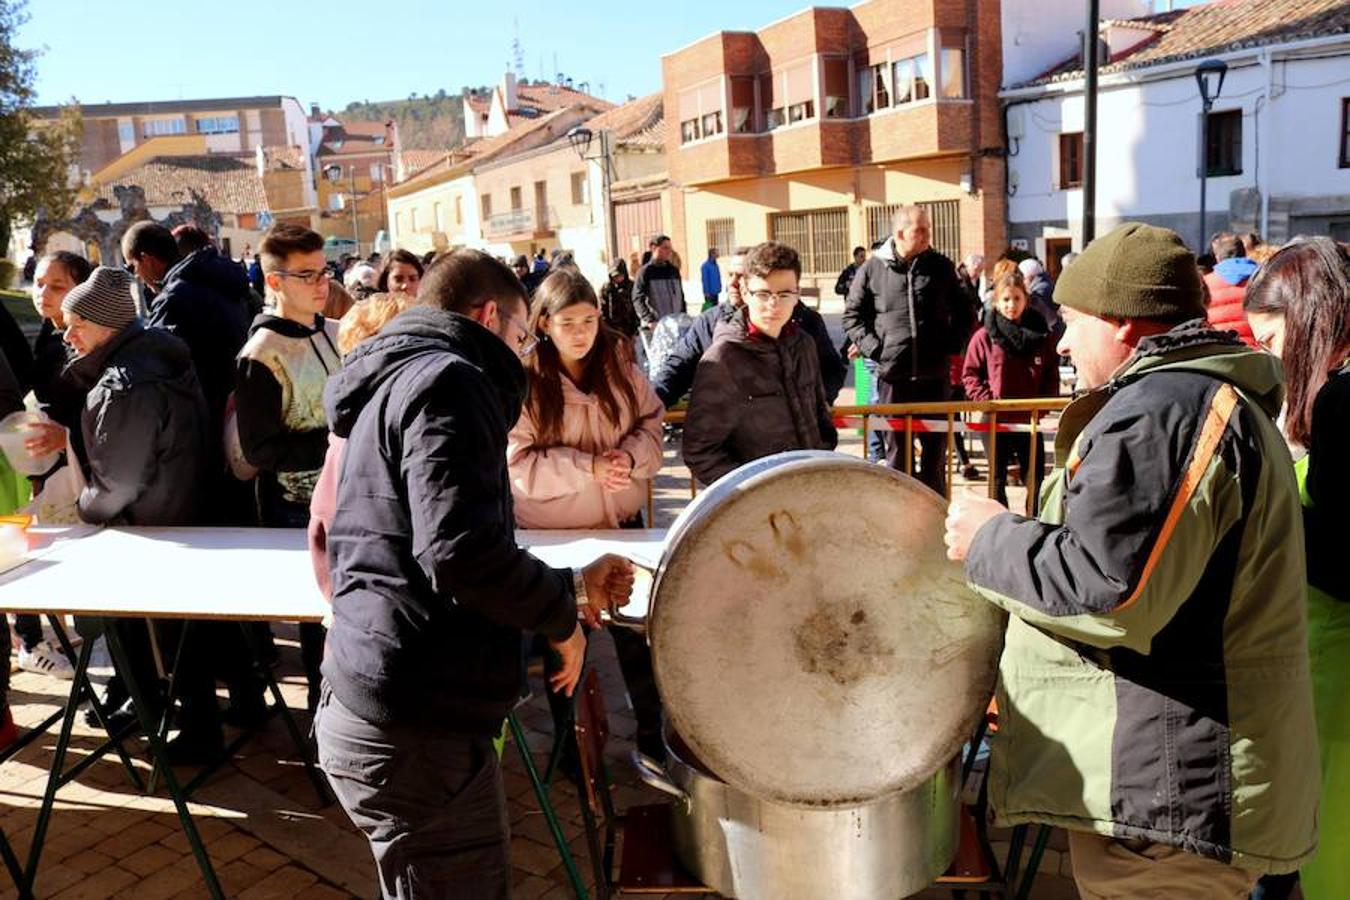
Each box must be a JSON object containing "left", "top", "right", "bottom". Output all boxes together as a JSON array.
[{"left": 1204, "top": 259, "right": 1259, "bottom": 347}]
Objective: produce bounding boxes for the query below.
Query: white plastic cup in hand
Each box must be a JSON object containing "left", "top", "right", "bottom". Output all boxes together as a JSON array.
[{"left": 0, "top": 411, "right": 62, "bottom": 475}]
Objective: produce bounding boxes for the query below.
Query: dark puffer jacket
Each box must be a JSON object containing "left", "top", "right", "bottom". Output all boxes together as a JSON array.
[
  {"left": 321, "top": 307, "right": 578, "bottom": 734},
  {"left": 148, "top": 246, "right": 251, "bottom": 427},
  {"left": 682, "top": 309, "right": 838, "bottom": 486},
  {"left": 654, "top": 300, "right": 846, "bottom": 408},
  {"left": 843, "top": 240, "right": 970, "bottom": 385},
  {"left": 65, "top": 323, "right": 209, "bottom": 525}
]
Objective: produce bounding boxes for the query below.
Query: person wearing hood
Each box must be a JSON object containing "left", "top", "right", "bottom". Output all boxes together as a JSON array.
[
  {"left": 844, "top": 205, "right": 971, "bottom": 494},
  {"left": 962, "top": 268, "right": 1060, "bottom": 512},
  {"left": 315, "top": 249, "right": 633, "bottom": 898},
  {"left": 682, "top": 241, "right": 837, "bottom": 486},
  {"left": 43, "top": 266, "right": 216, "bottom": 757},
  {"left": 234, "top": 224, "right": 340, "bottom": 713},
  {"left": 599, "top": 258, "right": 639, "bottom": 337},
  {"left": 945, "top": 223, "right": 1318, "bottom": 897},
  {"left": 1205, "top": 232, "right": 1259, "bottom": 347}
]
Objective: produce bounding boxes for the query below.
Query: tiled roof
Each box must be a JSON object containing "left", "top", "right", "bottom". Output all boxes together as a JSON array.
[
  {"left": 317, "top": 123, "right": 391, "bottom": 158},
  {"left": 1022, "top": 0, "right": 1350, "bottom": 87},
  {"left": 94, "top": 155, "right": 268, "bottom": 213},
  {"left": 584, "top": 93, "right": 665, "bottom": 150},
  {"left": 399, "top": 149, "right": 448, "bottom": 177},
  {"left": 339, "top": 121, "right": 389, "bottom": 137},
  {"left": 391, "top": 106, "right": 577, "bottom": 192}
]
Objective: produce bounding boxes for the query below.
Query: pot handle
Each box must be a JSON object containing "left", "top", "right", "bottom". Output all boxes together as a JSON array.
[
  {"left": 600, "top": 560, "right": 654, "bottom": 633},
  {"left": 630, "top": 750, "right": 690, "bottom": 810}
]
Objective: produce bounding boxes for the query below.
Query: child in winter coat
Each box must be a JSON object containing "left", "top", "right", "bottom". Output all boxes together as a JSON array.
[
  {"left": 962, "top": 269, "right": 1060, "bottom": 513},
  {"left": 507, "top": 269, "right": 666, "bottom": 759}
]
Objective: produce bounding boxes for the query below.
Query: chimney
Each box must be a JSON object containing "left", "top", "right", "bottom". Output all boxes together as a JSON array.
[
  {"left": 255, "top": 144, "right": 266, "bottom": 178},
  {"left": 310, "top": 102, "right": 320, "bottom": 119},
  {"left": 502, "top": 72, "right": 518, "bottom": 112}
]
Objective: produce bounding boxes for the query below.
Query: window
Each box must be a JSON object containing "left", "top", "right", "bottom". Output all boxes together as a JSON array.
[
  {"left": 410, "top": 208, "right": 419, "bottom": 232},
  {"left": 534, "top": 180, "right": 547, "bottom": 215},
  {"left": 143, "top": 118, "right": 186, "bottom": 137},
  {"left": 860, "top": 62, "right": 891, "bottom": 114},
  {"left": 939, "top": 33, "right": 967, "bottom": 99},
  {"left": 1058, "top": 132, "right": 1084, "bottom": 189},
  {"left": 481, "top": 194, "right": 492, "bottom": 220},
  {"left": 570, "top": 171, "right": 589, "bottom": 206},
  {"left": 370, "top": 163, "right": 383, "bottom": 183},
  {"left": 1204, "top": 109, "right": 1242, "bottom": 177},
  {"left": 117, "top": 121, "right": 134, "bottom": 143},
  {"left": 678, "top": 79, "right": 725, "bottom": 144},
  {"left": 763, "top": 60, "right": 816, "bottom": 131},
  {"left": 823, "top": 58, "right": 851, "bottom": 118},
  {"left": 455, "top": 194, "right": 463, "bottom": 224},
  {"left": 769, "top": 207, "right": 849, "bottom": 276},
  {"left": 510, "top": 186, "right": 523, "bottom": 210},
  {"left": 434, "top": 202, "right": 445, "bottom": 233},
  {"left": 195, "top": 116, "right": 239, "bottom": 135},
  {"left": 706, "top": 218, "right": 735, "bottom": 258},
  {"left": 865, "top": 200, "right": 961, "bottom": 261},
  {"left": 1341, "top": 98, "right": 1350, "bottom": 168},
  {"left": 730, "top": 76, "right": 756, "bottom": 133},
  {"left": 395, "top": 211, "right": 404, "bottom": 235},
  {"left": 891, "top": 54, "right": 931, "bottom": 107}
]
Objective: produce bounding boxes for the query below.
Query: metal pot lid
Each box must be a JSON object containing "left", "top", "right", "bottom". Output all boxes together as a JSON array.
[{"left": 649, "top": 451, "right": 1003, "bottom": 808}]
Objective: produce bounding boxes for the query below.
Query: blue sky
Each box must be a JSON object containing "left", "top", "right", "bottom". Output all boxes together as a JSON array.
[{"left": 24, "top": 0, "right": 1205, "bottom": 111}]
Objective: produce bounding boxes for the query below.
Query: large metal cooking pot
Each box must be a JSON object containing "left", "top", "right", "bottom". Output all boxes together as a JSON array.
[
  {"left": 646, "top": 451, "right": 1003, "bottom": 808},
  {"left": 634, "top": 727, "right": 960, "bottom": 899}
]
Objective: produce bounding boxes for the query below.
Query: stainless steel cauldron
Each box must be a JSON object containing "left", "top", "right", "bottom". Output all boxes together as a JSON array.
[
  {"left": 645, "top": 451, "right": 1003, "bottom": 808},
  {"left": 634, "top": 727, "right": 960, "bottom": 900}
]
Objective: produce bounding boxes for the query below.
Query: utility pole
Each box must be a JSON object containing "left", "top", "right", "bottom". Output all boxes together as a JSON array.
[{"left": 1082, "top": 0, "right": 1100, "bottom": 246}]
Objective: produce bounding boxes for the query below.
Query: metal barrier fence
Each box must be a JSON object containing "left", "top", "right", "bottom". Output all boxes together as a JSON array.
[{"left": 648, "top": 397, "right": 1072, "bottom": 524}]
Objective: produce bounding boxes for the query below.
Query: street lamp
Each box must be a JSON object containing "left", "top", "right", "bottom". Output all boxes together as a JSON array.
[
  {"left": 324, "top": 163, "right": 360, "bottom": 255},
  {"left": 1194, "top": 58, "right": 1228, "bottom": 256},
  {"left": 566, "top": 125, "right": 617, "bottom": 263}
]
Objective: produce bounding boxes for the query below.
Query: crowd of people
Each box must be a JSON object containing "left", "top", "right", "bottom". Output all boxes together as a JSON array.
[{"left": 0, "top": 207, "right": 1344, "bottom": 899}]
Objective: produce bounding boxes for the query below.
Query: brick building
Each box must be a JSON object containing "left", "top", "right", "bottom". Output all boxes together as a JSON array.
[
  {"left": 313, "top": 118, "right": 398, "bottom": 256},
  {"left": 34, "top": 95, "right": 318, "bottom": 200},
  {"left": 662, "top": 0, "right": 1006, "bottom": 291}
]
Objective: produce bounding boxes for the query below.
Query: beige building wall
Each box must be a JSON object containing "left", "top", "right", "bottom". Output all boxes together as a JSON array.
[
  {"left": 388, "top": 173, "right": 479, "bottom": 256},
  {"left": 678, "top": 156, "right": 965, "bottom": 289}
]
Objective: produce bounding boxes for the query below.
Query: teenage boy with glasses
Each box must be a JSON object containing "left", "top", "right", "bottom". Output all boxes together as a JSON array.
[{"left": 232, "top": 223, "right": 342, "bottom": 714}]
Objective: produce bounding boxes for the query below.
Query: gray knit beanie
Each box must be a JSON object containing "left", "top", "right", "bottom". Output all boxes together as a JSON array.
[{"left": 61, "top": 266, "right": 137, "bottom": 330}]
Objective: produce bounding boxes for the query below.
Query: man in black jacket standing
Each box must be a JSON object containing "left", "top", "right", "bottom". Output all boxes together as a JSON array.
[
  {"left": 845, "top": 205, "right": 971, "bottom": 494},
  {"left": 632, "top": 234, "right": 686, "bottom": 328},
  {"left": 317, "top": 249, "right": 633, "bottom": 898}
]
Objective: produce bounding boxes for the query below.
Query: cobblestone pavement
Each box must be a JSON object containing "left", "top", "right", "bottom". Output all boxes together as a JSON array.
[{"left": 0, "top": 329, "right": 1090, "bottom": 898}]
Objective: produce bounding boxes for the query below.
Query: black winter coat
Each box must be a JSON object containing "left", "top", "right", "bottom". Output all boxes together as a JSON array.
[
  {"left": 843, "top": 242, "right": 970, "bottom": 385},
  {"left": 148, "top": 246, "right": 251, "bottom": 428},
  {"left": 322, "top": 307, "right": 579, "bottom": 734},
  {"left": 653, "top": 301, "right": 845, "bottom": 408},
  {"left": 682, "top": 310, "right": 838, "bottom": 486},
  {"left": 65, "top": 323, "right": 209, "bottom": 526}
]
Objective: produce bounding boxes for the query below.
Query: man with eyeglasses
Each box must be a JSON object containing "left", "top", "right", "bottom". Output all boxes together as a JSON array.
[
  {"left": 229, "top": 223, "right": 341, "bottom": 717},
  {"left": 682, "top": 241, "right": 837, "bottom": 486},
  {"left": 316, "top": 249, "right": 632, "bottom": 898}
]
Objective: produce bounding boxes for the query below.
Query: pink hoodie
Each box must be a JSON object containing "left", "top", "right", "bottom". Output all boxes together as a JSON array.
[
  {"left": 308, "top": 433, "right": 345, "bottom": 602},
  {"left": 508, "top": 363, "right": 665, "bottom": 529}
]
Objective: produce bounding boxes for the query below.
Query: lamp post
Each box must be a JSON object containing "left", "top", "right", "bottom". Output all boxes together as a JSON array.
[
  {"left": 566, "top": 125, "right": 617, "bottom": 263},
  {"left": 1194, "top": 59, "right": 1228, "bottom": 256},
  {"left": 324, "top": 163, "right": 360, "bottom": 255}
]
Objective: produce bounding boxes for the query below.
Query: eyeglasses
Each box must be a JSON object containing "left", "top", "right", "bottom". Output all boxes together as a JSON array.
[
  {"left": 505, "top": 314, "right": 538, "bottom": 358},
  {"left": 748, "top": 290, "right": 800, "bottom": 306},
  {"left": 275, "top": 269, "right": 331, "bottom": 286}
]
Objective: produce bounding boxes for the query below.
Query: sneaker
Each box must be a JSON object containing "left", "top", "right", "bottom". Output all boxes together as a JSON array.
[
  {"left": 961, "top": 464, "right": 980, "bottom": 481},
  {"left": 18, "top": 641, "right": 74, "bottom": 680}
]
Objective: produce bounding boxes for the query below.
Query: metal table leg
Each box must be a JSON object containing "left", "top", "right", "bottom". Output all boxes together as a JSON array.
[
  {"left": 103, "top": 618, "right": 224, "bottom": 900},
  {"left": 509, "top": 712, "right": 589, "bottom": 900}
]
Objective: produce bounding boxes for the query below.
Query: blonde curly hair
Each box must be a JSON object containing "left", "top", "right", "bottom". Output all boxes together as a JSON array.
[{"left": 337, "top": 291, "right": 422, "bottom": 356}]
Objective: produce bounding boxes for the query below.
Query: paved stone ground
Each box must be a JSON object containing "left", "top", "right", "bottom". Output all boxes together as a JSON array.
[{"left": 0, "top": 299, "right": 1092, "bottom": 898}]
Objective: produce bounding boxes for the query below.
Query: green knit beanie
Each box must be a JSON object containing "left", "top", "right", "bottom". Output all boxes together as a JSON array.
[{"left": 1053, "top": 222, "right": 1207, "bottom": 321}]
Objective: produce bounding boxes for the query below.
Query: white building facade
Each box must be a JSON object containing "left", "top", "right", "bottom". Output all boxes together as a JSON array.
[{"left": 1004, "top": 24, "right": 1350, "bottom": 258}]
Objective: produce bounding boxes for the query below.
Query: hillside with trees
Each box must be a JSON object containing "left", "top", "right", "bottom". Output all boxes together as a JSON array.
[{"left": 338, "top": 88, "right": 483, "bottom": 151}]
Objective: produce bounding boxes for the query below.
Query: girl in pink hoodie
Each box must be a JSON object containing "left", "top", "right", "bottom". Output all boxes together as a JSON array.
[
  {"left": 508, "top": 270, "right": 665, "bottom": 529},
  {"left": 508, "top": 269, "right": 667, "bottom": 760}
]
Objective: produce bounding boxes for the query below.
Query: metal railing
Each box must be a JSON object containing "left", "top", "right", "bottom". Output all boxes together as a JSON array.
[{"left": 647, "top": 396, "right": 1072, "bottom": 524}]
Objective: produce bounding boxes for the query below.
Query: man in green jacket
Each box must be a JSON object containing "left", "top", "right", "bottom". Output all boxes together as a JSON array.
[{"left": 944, "top": 223, "right": 1318, "bottom": 898}]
